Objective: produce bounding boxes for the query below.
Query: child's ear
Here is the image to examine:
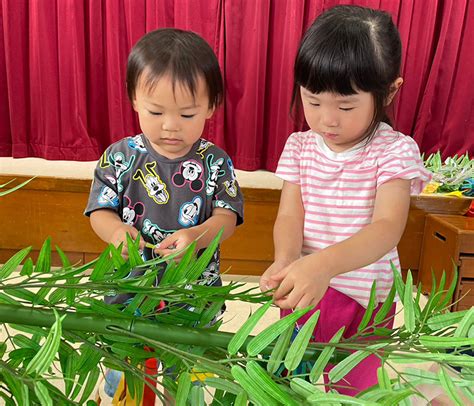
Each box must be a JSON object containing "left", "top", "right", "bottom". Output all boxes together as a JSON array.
[
  {"left": 132, "top": 100, "right": 139, "bottom": 112},
  {"left": 385, "top": 77, "right": 404, "bottom": 105},
  {"left": 205, "top": 106, "right": 216, "bottom": 119}
]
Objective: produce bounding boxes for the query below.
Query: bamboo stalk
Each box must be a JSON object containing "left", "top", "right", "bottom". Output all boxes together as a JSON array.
[{"left": 0, "top": 304, "right": 347, "bottom": 362}]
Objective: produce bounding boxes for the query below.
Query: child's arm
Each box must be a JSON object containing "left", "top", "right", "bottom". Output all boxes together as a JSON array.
[
  {"left": 259, "top": 181, "right": 304, "bottom": 292},
  {"left": 272, "top": 178, "right": 411, "bottom": 309},
  {"left": 90, "top": 209, "right": 145, "bottom": 255},
  {"left": 154, "top": 208, "right": 237, "bottom": 257}
]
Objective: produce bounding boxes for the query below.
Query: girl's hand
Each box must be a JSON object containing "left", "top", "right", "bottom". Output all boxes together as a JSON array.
[
  {"left": 259, "top": 260, "right": 293, "bottom": 294},
  {"left": 154, "top": 229, "right": 199, "bottom": 260},
  {"left": 109, "top": 224, "right": 145, "bottom": 259},
  {"left": 271, "top": 254, "right": 331, "bottom": 309}
]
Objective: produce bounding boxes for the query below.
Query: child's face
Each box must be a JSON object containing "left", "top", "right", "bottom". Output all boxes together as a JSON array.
[
  {"left": 133, "top": 73, "right": 214, "bottom": 159},
  {"left": 300, "top": 87, "right": 375, "bottom": 152}
]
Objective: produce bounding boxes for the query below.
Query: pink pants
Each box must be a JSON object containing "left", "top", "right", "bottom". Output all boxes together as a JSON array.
[{"left": 281, "top": 287, "right": 396, "bottom": 396}]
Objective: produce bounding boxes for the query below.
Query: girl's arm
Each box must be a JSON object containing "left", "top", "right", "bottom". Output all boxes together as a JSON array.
[
  {"left": 273, "top": 178, "right": 411, "bottom": 309},
  {"left": 260, "top": 181, "right": 304, "bottom": 292},
  {"left": 154, "top": 208, "right": 237, "bottom": 257}
]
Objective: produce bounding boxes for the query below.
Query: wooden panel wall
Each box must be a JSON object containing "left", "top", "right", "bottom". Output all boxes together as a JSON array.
[{"left": 0, "top": 175, "right": 445, "bottom": 279}]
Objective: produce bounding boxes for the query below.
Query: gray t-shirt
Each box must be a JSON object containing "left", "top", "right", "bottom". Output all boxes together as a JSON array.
[{"left": 85, "top": 134, "right": 244, "bottom": 304}]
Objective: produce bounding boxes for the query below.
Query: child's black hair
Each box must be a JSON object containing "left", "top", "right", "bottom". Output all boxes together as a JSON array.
[
  {"left": 126, "top": 28, "right": 223, "bottom": 109},
  {"left": 292, "top": 5, "right": 402, "bottom": 141}
]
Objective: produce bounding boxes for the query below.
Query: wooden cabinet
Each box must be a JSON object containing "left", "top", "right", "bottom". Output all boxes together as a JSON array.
[
  {"left": 419, "top": 214, "right": 474, "bottom": 311},
  {"left": 1, "top": 175, "right": 472, "bottom": 279}
]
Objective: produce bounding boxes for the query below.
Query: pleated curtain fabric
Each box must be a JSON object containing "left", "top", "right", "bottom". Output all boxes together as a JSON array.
[{"left": 0, "top": 0, "right": 472, "bottom": 169}]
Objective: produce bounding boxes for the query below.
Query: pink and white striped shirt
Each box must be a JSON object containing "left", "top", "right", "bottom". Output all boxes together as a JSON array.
[{"left": 276, "top": 123, "right": 431, "bottom": 307}]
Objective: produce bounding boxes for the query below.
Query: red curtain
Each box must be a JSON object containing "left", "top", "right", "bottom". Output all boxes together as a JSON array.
[{"left": 1, "top": 0, "right": 473, "bottom": 170}]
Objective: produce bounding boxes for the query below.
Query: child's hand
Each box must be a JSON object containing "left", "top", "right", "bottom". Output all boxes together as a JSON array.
[
  {"left": 259, "top": 260, "right": 292, "bottom": 294},
  {"left": 109, "top": 224, "right": 145, "bottom": 259},
  {"left": 154, "top": 229, "right": 199, "bottom": 260},
  {"left": 271, "top": 254, "right": 331, "bottom": 309}
]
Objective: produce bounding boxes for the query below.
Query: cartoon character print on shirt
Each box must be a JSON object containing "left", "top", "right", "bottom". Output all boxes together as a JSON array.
[
  {"left": 122, "top": 196, "right": 145, "bottom": 226},
  {"left": 99, "top": 151, "right": 111, "bottom": 169},
  {"left": 214, "top": 200, "right": 235, "bottom": 211},
  {"left": 98, "top": 186, "right": 119, "bottom": 207},
  {"left": 133, "top": 161, "right": 169, "bottom": 204},
  {"left": 196, "top": 139, "right": 213, "bottom": 159},
  {"left": 172, "top": 160, "right": 204, "bottom": 192},
  {"left": 205, "top": 154, "right": 225, "bottom": 196},
  {"left": 142, "top": 219, "right": 174, "bottom": 245},
  {"left": 223, "top": 158, "right": 238, "bottom": 197},
  {"left": 109, "top": 152, "right": 135, "bottom": 192},
  {"left": 178, "top": 196, "right": 202, "bottom": 227},
  {"left": 128, "top": 134, "right": 147, "bottom": 153}
]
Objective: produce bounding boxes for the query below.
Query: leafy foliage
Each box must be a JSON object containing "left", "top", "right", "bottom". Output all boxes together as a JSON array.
[{"left": 0, "top": 236, "right": 472, "bottom": 405}]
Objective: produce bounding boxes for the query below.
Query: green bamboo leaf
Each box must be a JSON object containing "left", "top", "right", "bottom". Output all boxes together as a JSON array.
[
  {"left": 403, "top": 271, "right": 415, "bottom": 332},
  {"left": 267, "top": 324, "right": 293, "bottom": 374},
  {"left": 0, "top": 292, "right": 19, "bottom": 305},
  {"left": 0, "top": 342, "right": 6, "bottom": 357},
  {"left": 231, "top": 365, "right": 278, "bottom": 406},
  {"left": 0, "top": 177, "right": 35, "bottom": 195},
  {"left": 20, "top": 257, "right": 34, "bottom": 276},
  {"left": 199, "top": 300, "right": 225, "bottom": 327},
  {"left": 427, "top": 310, "right": 468, "bottom": 330},
  {"left": 374, "top": 285, "right": 396, "bottom": 326},
  {"left": 358, "top": 282, "right": 377, "bottom": 332},
  {"left": 377, "top": 366, "right": 391, "bottom": 390},
  {"left": 234, "top": 391, "right": 248, "bottom": 406},
  {"left": 12, "top": 334, "right": 42, "bottom": 351},
  {"left": 285, "top": 310, "right": 320, "bottom": 371},
  {"left": 2, "top": 371, "right": 25, "bottom": 405},
  {"left": 111, "top": 343, "right": 155, "bottom": 360},
  {"left": 7, "top": 287, "right": 40, "bottom": 303},
  {"left": 437, "top": 267, "right": 458, "bottom": 310},
  {"left": 205, "top": 377, "right": 242, "bottom": 395},
  {"left": 290, "top": 377, "right": 324, "bottom": 398},
  {"left": 414, "top": 284, "right": 422, "bottom": 318},
  {"left": 329, "top": 343, "right": 386, "bottom": 383},
  {"left": 190, "top": 385, "right": 205, "bottom": 406},
  {"left": 390, "top": 352, "right": 474, "bottom": 367},
  {"left": 161, "top": 241, "right": 196, "bottom": 285},
  {"left": 47, "top": 287, "right": 67, "bottom": 304},
  {"left": 61, "top": 352, "right": 76, "bottom": 396},
  {"left": 419, "top": 335, "right": 474, "bottom": 349},
  {"left": 0, "top": 246, "right": 31, "bottom": 279},
  {"left": 310, "top": 327, "right": 345, "bottom": 383},
  {"left": 176, "top": 372, "right": 192, "bottom": 405},
  {"left": 90, "top": 245, "right": 113, "bottom": 281},
  {"left": 438, "top": 367, "right": 463, "bottom": 406},
  {"left": 34, "top": 381, "right": 53, "bottom": 406},
  {"left": 454, "top": 306, "right": 474, "bottom": 337},
  {"left": 76, "top": 344, "right": 102, "bottom": 375},
  {"left": 124, "top": 369, "right": 143, "bottom": 403},
  {"left": 308, "top": 391, "right": 377, "bottom": 405},
  {"left": 26, "top": 310, "right": 65, "bottom": 375},
  {"left": 55, "top": 245, "right": 71, "bottom": 268},
  {"left": 228, "top": 300, "right": 272, "bottom": 355},
  {"left": 79, "top": 366, "right": 100, "bottom": 405},
  {"left": 126, "top": 233, "right": 145, "bottom": 268},
  {"left": 247, "top": 360, "right": 300, "bottom": 406},
  {"left": 186, "top": 230, "right": 223, "bottom": 282},
  {"left": 391, "top": 261, "right": 405, "bottom": 301},
  {"left": 460, "top": 387, "right": 474, "bottom": 403},
  {"left": 380, "top": 389, "right": 414, "bottom": 406},
  {"left": 35, "top": 238, "right": 52, "bottom": 273},
  {"left": 247, "top": 306, "right": 312, "bottom": 356}
]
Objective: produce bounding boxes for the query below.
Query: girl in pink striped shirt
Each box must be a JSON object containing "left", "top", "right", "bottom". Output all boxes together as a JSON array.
[{"left": 260, "top": 5, "right": 431, "bottom": 395}]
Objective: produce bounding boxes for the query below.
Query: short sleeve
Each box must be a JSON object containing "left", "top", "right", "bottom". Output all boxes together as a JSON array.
[
  {"left": 376, "top": 135, "right": 432, "bottom": 194},
  {"left": 212, "top": 153, "right": 244, "bottom": 226},
  {"left": 275, "top": 132, "right": 303, "bottom": 184},
  {"left": 84, "top": 148, "right": 120, "bottom": 216}
]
